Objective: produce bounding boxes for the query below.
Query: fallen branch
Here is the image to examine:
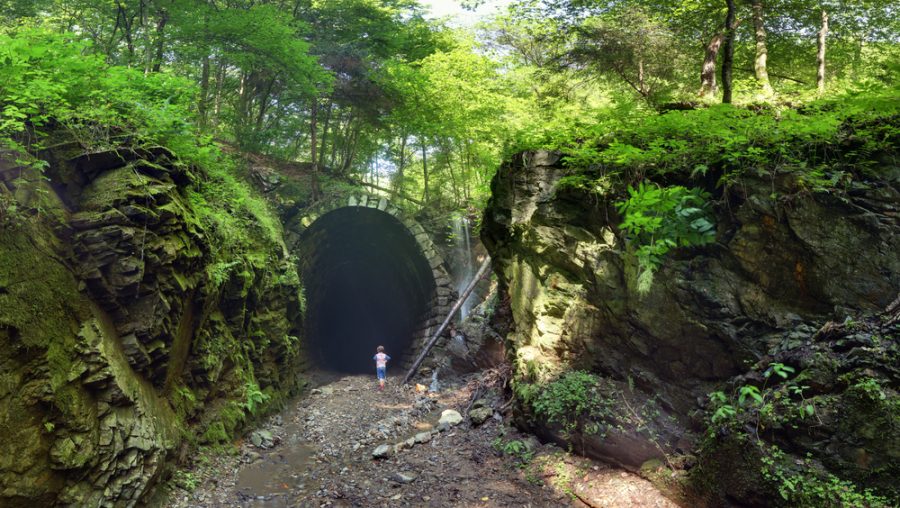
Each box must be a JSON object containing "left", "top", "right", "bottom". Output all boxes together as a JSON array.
[{"left": 403, "top": 256, "right": 492, "bottom": 384}]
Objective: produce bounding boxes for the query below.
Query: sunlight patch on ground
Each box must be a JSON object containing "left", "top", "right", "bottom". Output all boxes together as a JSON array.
[{"left": 519, "top": 452, "right": 682, "bottom": 508}]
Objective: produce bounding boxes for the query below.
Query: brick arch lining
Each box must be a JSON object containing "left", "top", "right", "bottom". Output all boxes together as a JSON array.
[{"left": 290, "top": 194, "right": 454, "bottom": 373}]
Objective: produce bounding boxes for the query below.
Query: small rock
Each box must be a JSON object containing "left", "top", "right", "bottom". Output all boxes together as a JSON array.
[
  {"left": 405, "top": 438, "right": 415, "bottom": 447},
  {"left": 372, "top": 444, "right": 392, "bottom": 459},
  {"left": 414, "top": 432, "right": 432, "bottom": 444},
  {"left": 390, "top": 472, "right": 417, "bottom": 484},
  {"left": 469, "top": 406, "right": 493, "bottom": 426},
  {"left": 250, "top": 430, "right": 275, "bottom": 449},
  {"left": 472, "top": 399, "right": 489, "bottom": 409},
  {"left": 438, "top": 409, "right": 463, "bottom": 427}
]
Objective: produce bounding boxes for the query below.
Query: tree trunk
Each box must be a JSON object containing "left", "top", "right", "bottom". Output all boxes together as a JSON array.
[
  {"left": 237, "top": 72, "right": 250, "bottom": 130},
  {"left": 421, "top": 142, "right": 429, "bottom": 204},
  {"left": 637, "top": 57, "right": 646, "bottom": 97},
  {"left": 309, "top": 99, "right": 320, "bottom": 197},
  {"left": 444, "top": 146, "right": 461, "bottom": 206},
  {"left": 817, "top": 9, "right": 828, "bottom": 93},
  {"left": 199, "top": 55, "right": 210, "bottom": 128},
  {"left": 341, "top": 121, "right": 362, "bottom": 172},
  {"left": 330, "top": 109, "right": 344, "bottom": 169},
  {"left": 722, "top": 0, "right": 737, "bottom": 104},
  {"left": 318, "top": 98, "right": 333, "bottom": 168},
  {"left": 255, "top": 76, "right": 277, "bottom": 131},
  {"left": 213, "top": 60, "right": 225, "bottom": 120},
  {"left": 151, "top": 9, "right": 168, "bottom": 72},
  {"left": 392, "top": 135, "right": 407, "bottom": 199},
  {"left": 117, "top": 2, "right": 136, "bottom": 63},
  {"left": 699, "top": 32, "right": 724, "bottom": 97},
  {"left": 751, "top": 0, "right": 773, "bottom": 95}
]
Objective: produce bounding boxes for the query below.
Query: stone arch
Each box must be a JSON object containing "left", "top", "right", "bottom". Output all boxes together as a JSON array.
[{"left": 288, "top": 193, "right": 454, "bottom": 373}]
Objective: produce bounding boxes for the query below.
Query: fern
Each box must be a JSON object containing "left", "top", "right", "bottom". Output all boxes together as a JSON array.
[{"left": 616, "top": 183, "right": 716, "bottom": 292}]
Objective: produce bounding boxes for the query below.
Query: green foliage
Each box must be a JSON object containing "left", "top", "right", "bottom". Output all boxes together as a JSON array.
[
  {"left": 760, "top": 445, "right": 892, "bottom": 507},
  {"left": 738, "top": 384, "right": 764, "bottom": 406},
  {"left": 171, "top": 385, "right": 200, "bottom": 420},
  {"left": 492, "top": 437, "right": 535, "bottom": 464},
  {"left": 243, "top": 380, "right": 270, "bottom": 417},
  {"left": 188, "top": 156, "right": 286, "bottom": 292},
  {"left": 172, "top": 470, "right": 200, "bottom": 492},
  {"left": 201, "top": 421, "right": 229, "bottom": 444},
  {"left": 702, "top": 361, "right": 896, "bottom": 506},
  {"left": 544, "top": 87, "right": 899, "bottom": 290},
  {"left": 705, "top": 362, "right": 815, "bottom": 437},
  {"left": 616, "top": 183, "right": 716, "bottom": 292},
  {"left": 561, "top": 87, "right": 898, "bottom": 182},
  {"left": 0, "top": 27, "right": 202, "bottom": 164},
  {"left": 531, "top": 371, "right": 605, "bottom": 435}
]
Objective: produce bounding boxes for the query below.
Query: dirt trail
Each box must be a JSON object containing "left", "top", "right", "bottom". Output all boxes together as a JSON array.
[{"left": 164, "top": 372, "right": 679, "bottom": 507}]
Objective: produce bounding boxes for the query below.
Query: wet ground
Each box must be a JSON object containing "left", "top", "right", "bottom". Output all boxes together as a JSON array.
[{"left": 163, "top": 371, "right": 680, "bottom": 507}]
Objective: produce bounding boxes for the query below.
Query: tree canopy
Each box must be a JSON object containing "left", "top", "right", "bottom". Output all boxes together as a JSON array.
[{"left": 1, "top": 0, "right": 896, "bottom": 217}]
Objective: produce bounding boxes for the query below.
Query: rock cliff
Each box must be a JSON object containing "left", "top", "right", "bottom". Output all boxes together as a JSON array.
[
  {"left": 482, "top": 149, "right": 899, "bottom": 503},
  {"left": 0, "top": 146, "right": 303, "bottom": 506}
]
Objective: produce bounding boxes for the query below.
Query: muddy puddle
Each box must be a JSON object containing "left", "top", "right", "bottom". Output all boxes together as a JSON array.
[{"left": 234, "top": 422, "right": 316, "bottom": 505}]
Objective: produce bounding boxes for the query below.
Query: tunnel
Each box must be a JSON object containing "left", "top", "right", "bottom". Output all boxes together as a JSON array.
[{"left": 296, "top": 206, "right": 437, "bottom": 373}]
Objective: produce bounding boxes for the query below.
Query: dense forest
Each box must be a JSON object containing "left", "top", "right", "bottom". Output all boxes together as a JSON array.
[
  {"left": 0, "top": 0, "right": 897, "bottom": 506},
  {"left": 2, "top": 0, "right": 897, "bottom": 214}
]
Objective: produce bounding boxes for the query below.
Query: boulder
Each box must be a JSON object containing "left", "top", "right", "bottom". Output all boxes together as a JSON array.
[
  {"left": 250, "top": 430, "right": 274, "bottom": 449},
  {"left": 481, "top": 149, "right": 900, "bottom": 503},
  {"left": 438, "top": 409, "right": 463, "bottom": 427},
  {"left": 469, "top": 407, "right": 493, "bottom": 426}
]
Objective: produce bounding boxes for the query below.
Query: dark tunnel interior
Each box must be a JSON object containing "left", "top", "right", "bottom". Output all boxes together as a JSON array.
[{"left": 296, "top": 207, "right": 435, "bottom": 374}]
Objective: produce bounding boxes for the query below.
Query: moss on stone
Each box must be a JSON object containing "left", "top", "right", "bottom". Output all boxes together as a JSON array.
[
  {"left": 201, "top": 422, "right": 229, "bottom": 444},
  {"left": 1, "top": 138, "right": 306, "bottom": 505}
]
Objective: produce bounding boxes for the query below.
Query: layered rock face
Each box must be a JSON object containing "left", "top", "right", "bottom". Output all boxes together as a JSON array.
[
  {"left": 481, "top": 150, "right": 899, "bottom": 501},
  {"left": 0, "top": 147, "right": 303, "bottom": 506}
]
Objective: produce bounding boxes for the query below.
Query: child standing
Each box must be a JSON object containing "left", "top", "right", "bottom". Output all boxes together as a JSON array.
[{"left": 373, "top": 346, "right": 391, "bottom": 390}]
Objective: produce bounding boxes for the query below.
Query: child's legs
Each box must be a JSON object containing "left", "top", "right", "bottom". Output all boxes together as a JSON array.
[{"left": 377, "top": 366, "right": 386, "bottom": 384}]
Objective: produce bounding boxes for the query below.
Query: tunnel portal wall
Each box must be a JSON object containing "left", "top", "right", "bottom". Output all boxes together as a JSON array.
[{"left": 288, "top": 194, "right": 455, "bottom": 373}]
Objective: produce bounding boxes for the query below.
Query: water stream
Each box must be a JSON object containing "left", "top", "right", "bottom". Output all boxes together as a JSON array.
[{"left": 451, "top": 215, "right": 475, "bottom": 320}]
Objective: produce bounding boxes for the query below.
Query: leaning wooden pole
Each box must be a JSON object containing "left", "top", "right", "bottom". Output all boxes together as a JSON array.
[{"left": 403, "top": 256, "right": 492, "bottom": 384}]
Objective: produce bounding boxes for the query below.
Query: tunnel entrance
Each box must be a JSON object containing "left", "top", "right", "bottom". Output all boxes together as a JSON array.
[{"left": 296, "top": 207, "right": 437, "bottom": 374}]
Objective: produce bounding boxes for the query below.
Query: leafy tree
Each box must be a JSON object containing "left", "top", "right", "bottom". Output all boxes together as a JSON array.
[{"left": 569, "top": 5, "right": 684, "bottom": 104}]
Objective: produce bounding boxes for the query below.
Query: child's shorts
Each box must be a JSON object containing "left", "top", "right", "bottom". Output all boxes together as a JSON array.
[{"left": 377, "top": 367, "right": 386, "bottom": 380}]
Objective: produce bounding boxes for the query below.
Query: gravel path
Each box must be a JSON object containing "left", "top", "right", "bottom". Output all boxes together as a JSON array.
[{"left": 163, "top": 371, "right": 680, "bottom": 507}]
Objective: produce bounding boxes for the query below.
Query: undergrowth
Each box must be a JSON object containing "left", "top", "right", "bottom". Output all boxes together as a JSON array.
[
  {"left": 549, "top": 86, "right": 899, "bottom": 290},
  {"left": 0, "top": 25, "right": 298, "bottom": 456},
  {"left": 700, "top": 359, "right": 898, "bottom": 507}
]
